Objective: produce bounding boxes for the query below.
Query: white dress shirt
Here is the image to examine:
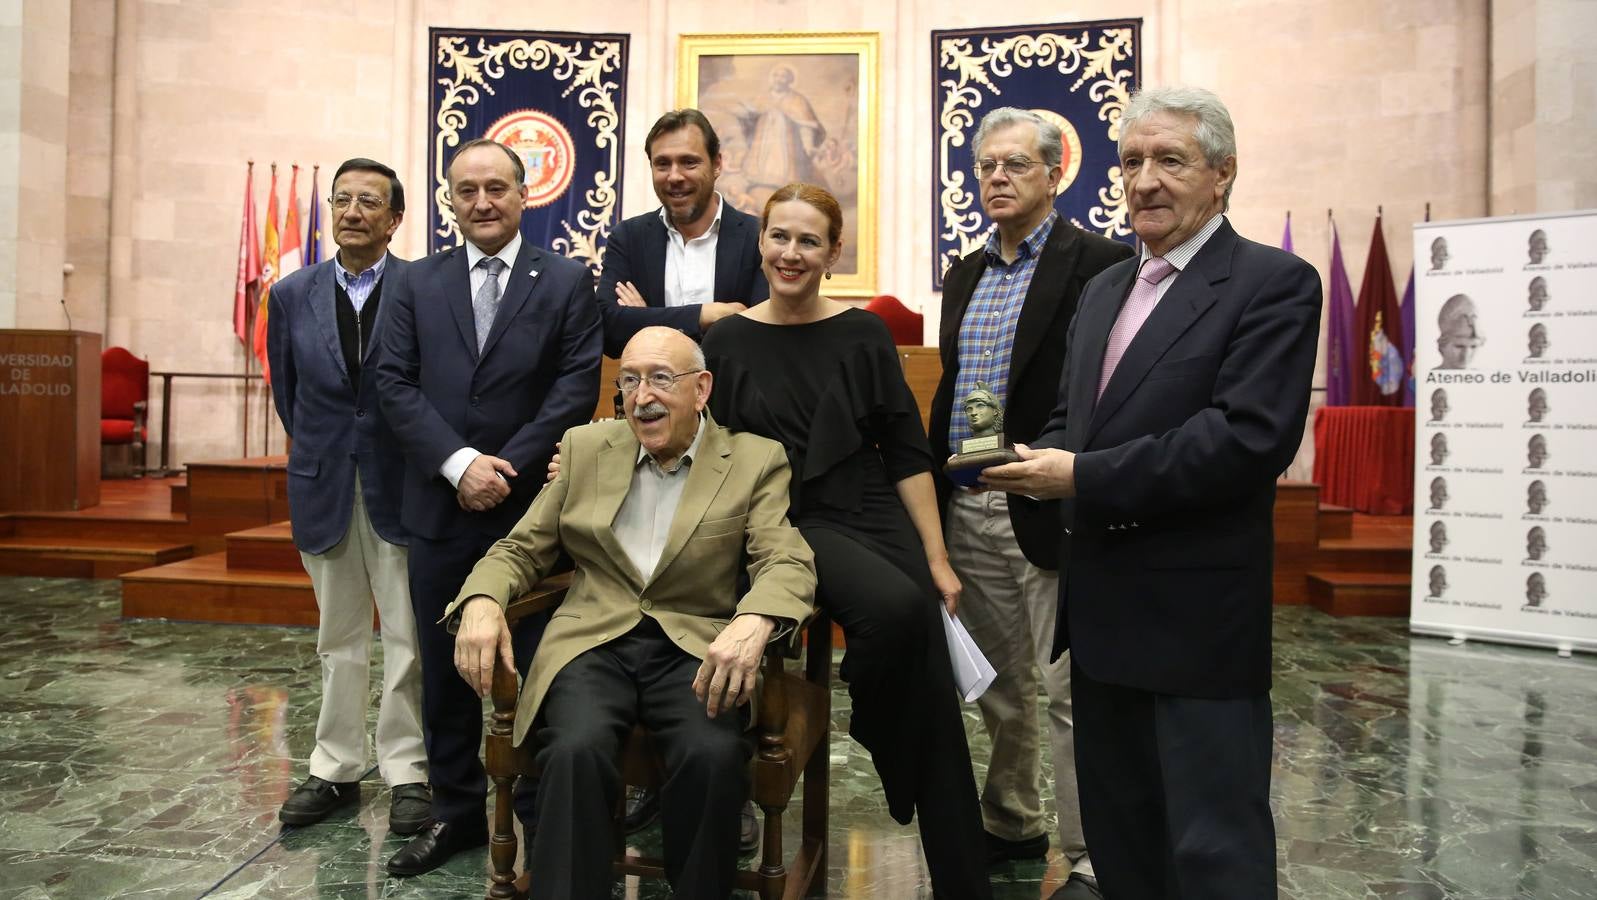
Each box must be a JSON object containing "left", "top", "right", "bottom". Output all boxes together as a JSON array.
[
  {"left": 441, "top": 233, "right": 524, "bottom": 488},
  {"left": 659, "top": 194, "right": 723, "bottom": 308},
  {"left": 613, "top": 417, "right": 706, "bottom": 581}
]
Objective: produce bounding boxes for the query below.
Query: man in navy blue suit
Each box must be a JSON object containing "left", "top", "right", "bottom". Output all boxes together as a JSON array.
[
  {"left": 375, "top": 138, "right": 602, "bottom": 876},
  {"left": 982, "top": 86, "right": 1321, "bottom": 899},
  {"left": 266, "top": 157, "right": 429, "bottom": 836},
  {"left": 595, "top": 109, "right": 767, "bottom": 359}
]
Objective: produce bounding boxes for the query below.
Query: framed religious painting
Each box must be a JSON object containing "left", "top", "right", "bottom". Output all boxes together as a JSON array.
[{"left": 677, "top": 32, "right": 879, "bottom": 297}]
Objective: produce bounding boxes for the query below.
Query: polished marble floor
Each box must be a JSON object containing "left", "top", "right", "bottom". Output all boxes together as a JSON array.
[{"left": 1, "top": 576, "right": 1594, "bottom": 899}]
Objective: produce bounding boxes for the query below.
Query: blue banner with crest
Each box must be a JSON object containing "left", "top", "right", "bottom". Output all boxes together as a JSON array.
[
  {"left": 428, "top": 28, "right": 629, "bottom": 275},
  {"left": 931, "top": 20, "right": 1140, "bottom": 289}
]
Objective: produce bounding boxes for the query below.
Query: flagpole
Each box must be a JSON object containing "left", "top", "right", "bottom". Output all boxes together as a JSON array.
[{"left": 242, "top": 159, "right": 254, "bottom": 459}]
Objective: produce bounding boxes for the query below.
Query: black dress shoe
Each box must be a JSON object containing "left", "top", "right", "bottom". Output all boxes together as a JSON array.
[
  {"left": 279, "top": 775, "right": 360, "bottom": 826},
  {"left": 986, "top": 829, "right": 1049, "bottom": 865},
  {"left": 621, "top": 786, "right": 660, "bottom": 834},
  {"left": 1048, "top": 872, "right": 1103, "bottom": 899},
  {"left": 738, "top": 801, "right": 759, "bottom": 855},
  {"left": 387, "top": 783, "right": 432, "bottom": 835},
  {"left": 386, "top": 820, "right": 488, "bottom": 877}
]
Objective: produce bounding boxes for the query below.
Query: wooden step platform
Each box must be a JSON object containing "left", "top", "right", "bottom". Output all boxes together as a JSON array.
[
  {"left": 121, "top": 552, "right": 316, "bottom": 626},
  {"left": 1318, "top": 503, "right": 1354, "bottom": 540},
  {"left": 226, "top": 522, "right": 302, "bottom": 573},
  {"left": 0, "top": 536, "right": 192, "bottom": 579},
  {"left": 1306, "top": 571, "right": 1411, "bottom": 617},
  {"left": 1312, "top": 537, "right": 1411, "bottom": 575}
]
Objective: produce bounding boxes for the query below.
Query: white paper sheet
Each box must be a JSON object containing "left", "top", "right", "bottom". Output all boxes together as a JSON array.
[{"left": 940, "top": 604, "right": 998, "bottom": 702}]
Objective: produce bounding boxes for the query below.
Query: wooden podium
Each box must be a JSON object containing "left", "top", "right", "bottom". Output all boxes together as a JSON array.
[{"left": 0, "top": 330, "right": 101, "bottom": 511}]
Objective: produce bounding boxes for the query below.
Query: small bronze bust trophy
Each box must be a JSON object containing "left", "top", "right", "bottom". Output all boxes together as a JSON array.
[{"left": 945, "top": 383, "right": 1021, "bottom": 488}]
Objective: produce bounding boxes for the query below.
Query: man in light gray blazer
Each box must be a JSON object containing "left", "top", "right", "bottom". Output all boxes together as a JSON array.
[{"left": 266, "top": 157, "right": 428, "bottom": 835}]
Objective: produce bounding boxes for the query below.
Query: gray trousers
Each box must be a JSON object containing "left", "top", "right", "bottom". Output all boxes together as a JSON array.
[{"left": 946, "top": 490, "right": 1089, "bottom": 873}]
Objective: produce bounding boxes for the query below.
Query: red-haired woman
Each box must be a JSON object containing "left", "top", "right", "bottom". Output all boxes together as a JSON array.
[{"left": 703, "top": 183, "right": 991, "bottom": 898}]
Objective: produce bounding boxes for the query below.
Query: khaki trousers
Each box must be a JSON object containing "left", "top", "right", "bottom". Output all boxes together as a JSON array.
[
  {"left": 299, "top": 476, "right": 426, "bottom": 786},
  {"left": 946, "top": 490, "right": 1089, "bottom": 869}
]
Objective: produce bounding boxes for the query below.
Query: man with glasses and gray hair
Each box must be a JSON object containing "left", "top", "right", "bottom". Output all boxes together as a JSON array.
[
  {"left": 929, "top": 106, "right": 1131, "bottom": 899},
  {"left": 981, "top": 86, "right": 1321, "bottom": 899},
  {"left": 376, "top": 137, "right": 602, "bottom": 876},
  {"left": 267, "top": 157, "right": 429, "bottom": 836},
  {"left": 449, "top": 326, "right": 815, "bottom": 899}
]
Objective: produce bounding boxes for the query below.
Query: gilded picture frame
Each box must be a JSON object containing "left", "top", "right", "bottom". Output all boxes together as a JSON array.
[{"left": 677, "top": 32, "right": 879, "bottom": 297}]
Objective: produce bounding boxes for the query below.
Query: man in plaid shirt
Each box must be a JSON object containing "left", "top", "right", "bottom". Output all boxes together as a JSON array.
[{"left": 929, "top": 107, "right": 1133, "bottom": 900}]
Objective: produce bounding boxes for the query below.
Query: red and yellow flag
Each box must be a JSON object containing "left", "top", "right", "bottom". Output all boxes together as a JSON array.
[
  {"left": 253, "top": 166, "right": 281, "bottom": 382},
  {"left": 232, "top": 163, "right": 261, "bottom": 345},
  {"left": 279, "top": 165, "right": 303, "bottom": 282}
]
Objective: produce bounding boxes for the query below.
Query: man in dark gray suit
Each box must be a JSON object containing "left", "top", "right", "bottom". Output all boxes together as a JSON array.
[
  {"left": 595, "top": 109, "right": 767, "bottom": 359},
  {"left": 375, "top": 138, "right": 602, "bottom": 876},
  {"left": 983, "top": 86, "right": 1321, "bottom": 899},
  {"left": 929, "top": 106, "right": 1131, "bottom": 899},
  {"left": 266, "top": 158, "right": 428, "bottom": 835}
]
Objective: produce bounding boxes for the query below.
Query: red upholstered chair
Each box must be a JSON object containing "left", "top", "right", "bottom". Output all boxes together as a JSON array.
[
  {"left": 863, "top": 294, "right": 924, "bottom": 346},
  {"left": 101, "top": 347, "right": 149, "bottom": 478}
]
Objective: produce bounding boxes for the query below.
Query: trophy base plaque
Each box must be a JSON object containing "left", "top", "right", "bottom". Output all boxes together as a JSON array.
[{"left": 944, "top": 433, "right": 1020, "bottom": 488}]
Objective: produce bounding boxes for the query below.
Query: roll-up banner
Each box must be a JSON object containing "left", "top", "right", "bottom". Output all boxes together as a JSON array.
[{"left": 1410, "top": 210, "right": 1597, "bottom": 655}]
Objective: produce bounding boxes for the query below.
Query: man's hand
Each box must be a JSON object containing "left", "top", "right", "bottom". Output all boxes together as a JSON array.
[
  {"left": 458, "top": 454, "right": 517, "bottom": 512},
  {"left": 615, "top": 281, "right": 647, "bottom": 307},
  {"left": 978, "top": 443, "right": 1077, "bottom": 499},
  {"left": 546, "top": 442, "right": 561, "bottom": 484},
  {"left": 698, "top": 301, "right": 747, "bottom": 330},
  {"left": 692, "top": 614, "right": 776, "bottom": 717},
  {"left": 455, "top": 596, "right": 515, "bottom": 699}
]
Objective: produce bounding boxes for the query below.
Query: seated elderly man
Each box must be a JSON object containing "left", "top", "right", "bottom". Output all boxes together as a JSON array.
[{"left": 447, "top": 326, "right": 816, "bottom": 900}]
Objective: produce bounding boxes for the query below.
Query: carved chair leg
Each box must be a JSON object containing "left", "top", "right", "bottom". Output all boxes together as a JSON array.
[
  {"left": 486, "top": 771, "right": 520, "bottom": 900},
  {"left": 757, "top": 794, "right": 789, "bottom": 899}
]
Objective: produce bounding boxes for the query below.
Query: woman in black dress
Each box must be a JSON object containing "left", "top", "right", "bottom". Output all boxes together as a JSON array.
[{"left": 702, "top": 183, "right": 992, "bottom": 898}]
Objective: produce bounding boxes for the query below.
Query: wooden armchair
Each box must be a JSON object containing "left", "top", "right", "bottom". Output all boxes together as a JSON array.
[{"left": 485, "top": 573, "right": 832, "bottom": 900}]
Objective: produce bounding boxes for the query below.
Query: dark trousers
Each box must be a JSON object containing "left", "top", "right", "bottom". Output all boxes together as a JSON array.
[
  {"left": 408, "top": 531, "right": 547, "bottom": 829},
  {"left": 529, "top": 618, "right": 750, "bottom": 900},
  {"left": 803, "top": 527, "right": 992, "bottom": 900},
  {"left": 1071, "top": 660, "right": 1277, "bottom": 900}
]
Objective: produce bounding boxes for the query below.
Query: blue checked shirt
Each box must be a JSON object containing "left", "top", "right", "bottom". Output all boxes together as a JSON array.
[
  {"left": 949, "top": 212, "right": 1058, "bottom": 447},
  {"left": 334, "top": 252, "right": 387, "bottom": 315}
]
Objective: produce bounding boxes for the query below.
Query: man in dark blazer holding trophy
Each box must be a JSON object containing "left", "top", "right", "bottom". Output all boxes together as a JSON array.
[{"left": 983, "top": 87, "right": 1321, "bottom": 899}]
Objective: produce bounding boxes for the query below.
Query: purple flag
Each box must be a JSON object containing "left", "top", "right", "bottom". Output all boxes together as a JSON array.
[
  {"left": 1351, "top": 217, "right": 1404, "bottom": 406},
  {"left": 304, "top": 166, "right": 324, "bottom": 266},
  {"left": 1281, "top": 211, "right": 1294, "bottom": 254},
  {"left": 1326, "top": 220, "right": 1356, "bottom": 406},
  {"left": 1399, "top": 265, "right": 1416, "bottom": 406}
]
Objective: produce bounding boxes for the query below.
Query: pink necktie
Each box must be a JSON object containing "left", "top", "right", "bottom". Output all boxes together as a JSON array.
[{"left": 1097, "top": 256, "right": 1176, "bottom": 400}]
